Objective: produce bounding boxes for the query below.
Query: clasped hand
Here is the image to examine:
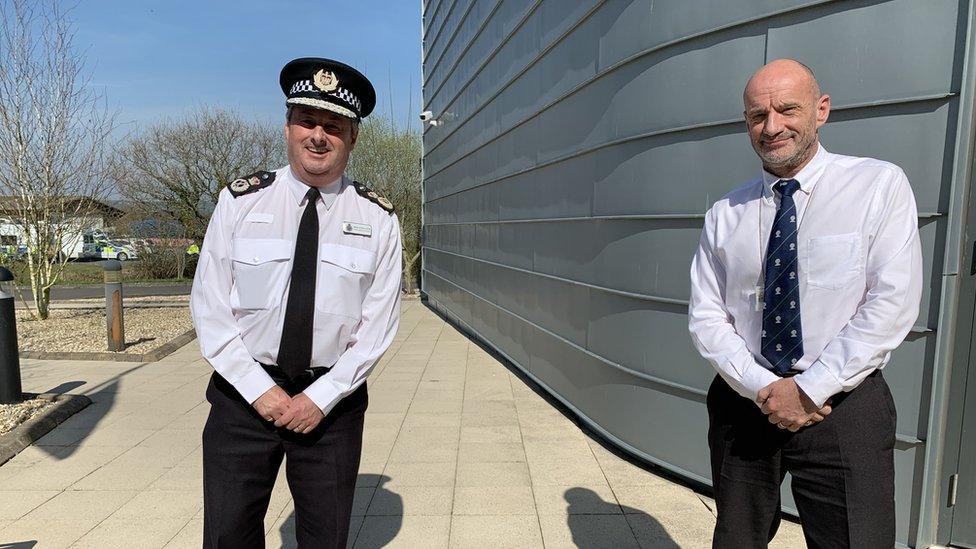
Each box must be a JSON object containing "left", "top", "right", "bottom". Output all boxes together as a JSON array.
[
  {"left": 756, "top": 378, "right": 832, "bottom": 432},
  {"left": 252, "top": 386, "right": 325, "bottom": 434}
]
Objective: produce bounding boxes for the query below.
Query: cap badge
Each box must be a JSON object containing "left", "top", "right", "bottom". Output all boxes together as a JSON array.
[
  {"left": 313, "top": 69, "right": 339, "bottom": 92},
  {"left": 230, "top": 178, "right": 250, "bottom": 193}
]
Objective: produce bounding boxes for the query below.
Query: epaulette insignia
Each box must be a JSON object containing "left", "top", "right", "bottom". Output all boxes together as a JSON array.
[
  {"left": 353, "top": 180, "right": 395, "bottom": 214},
  {"left": 228, "top": 171, "right": 275, "bottom": 197}
]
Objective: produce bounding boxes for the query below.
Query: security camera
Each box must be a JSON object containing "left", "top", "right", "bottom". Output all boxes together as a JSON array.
[{"left": 419, "top": 111, "right": 433, "bottom": 122}]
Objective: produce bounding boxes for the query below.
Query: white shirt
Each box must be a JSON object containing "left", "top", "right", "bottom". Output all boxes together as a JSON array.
[
  {"left": 688, "top": 145, "right": 922, "bottom": 407},
  {"left": 190, "top": 166, "right": 402, "bottom": 416}
]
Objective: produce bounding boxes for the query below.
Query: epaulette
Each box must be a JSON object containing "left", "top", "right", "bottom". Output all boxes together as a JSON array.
[
  {"left": 228, "top": 171, "right": 275, "bottom": 197},
  {"left": 353, "top": 180, "right": 395, "bottom": 214}
]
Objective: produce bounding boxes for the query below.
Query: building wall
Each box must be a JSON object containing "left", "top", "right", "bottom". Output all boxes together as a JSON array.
[{"left": 421, "top": 2, "right": 971, "bottom": 546}]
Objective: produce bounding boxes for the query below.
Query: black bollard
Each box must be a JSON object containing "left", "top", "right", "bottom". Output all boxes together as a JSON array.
[
  {"left": 103, "top": 260, "right": 125, "bottom": 352},
  {"left": 0, "top": 266, "right": 22, "bottom": 404}
]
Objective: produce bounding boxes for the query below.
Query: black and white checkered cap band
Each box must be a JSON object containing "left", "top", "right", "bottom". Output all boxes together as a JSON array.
[{"left": 289, "top": 80, "right": 362, "bottom": 113}]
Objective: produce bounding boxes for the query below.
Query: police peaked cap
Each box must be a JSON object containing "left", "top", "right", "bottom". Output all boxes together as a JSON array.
[{"left": 280, "top": 57, "right": 376, "bottom": 120}]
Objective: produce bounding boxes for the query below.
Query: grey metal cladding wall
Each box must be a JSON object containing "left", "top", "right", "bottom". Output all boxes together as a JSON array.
[{"left": 422, "top": 1, "right": 965, "bottom": 545}]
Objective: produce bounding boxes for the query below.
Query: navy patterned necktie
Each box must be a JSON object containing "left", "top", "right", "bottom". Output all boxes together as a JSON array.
[
  {"left": 277, "top": 186, "right": 320, "bottom": 381},
  {"left": 761, "top": 179, "right": 803, "bottom": 375}
]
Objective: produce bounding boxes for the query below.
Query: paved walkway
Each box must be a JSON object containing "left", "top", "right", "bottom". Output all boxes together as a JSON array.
[{"left": 0, "top": 299, "right": 805, "bottom": 548}]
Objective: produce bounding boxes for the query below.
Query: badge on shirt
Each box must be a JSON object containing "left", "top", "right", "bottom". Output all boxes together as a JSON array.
[
  {"left": 342, "top": 222, "right": 372, "bottom": 237},
  {"left": 245, "top": 212, "right": 274, "bottom": 224}
]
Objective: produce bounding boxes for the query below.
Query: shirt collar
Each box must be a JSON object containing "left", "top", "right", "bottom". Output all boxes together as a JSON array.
[
  {"left": 761, "top": 143, "right": 829, "bottom": 198},
  {"left": 285, "top": 167, "right": 344, "bottom": 211}
]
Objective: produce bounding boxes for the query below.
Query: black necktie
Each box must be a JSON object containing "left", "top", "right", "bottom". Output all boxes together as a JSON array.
[
  {"left": 277, "top": 186, "right": 320, "bottom": 380},
  {"left": 761, "top": 179, "right": 804, "bottom": 375}
]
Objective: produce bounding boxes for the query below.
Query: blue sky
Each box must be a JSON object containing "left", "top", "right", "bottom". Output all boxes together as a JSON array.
[{"left": 71, "top": 0, "right": 423, "bottom": 135}]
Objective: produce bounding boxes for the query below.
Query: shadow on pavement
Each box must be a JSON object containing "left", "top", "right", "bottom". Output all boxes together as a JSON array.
[
  {"left": 41, "top": 381, "right": 86, "bottom": 394},
  {"left": 31, "top": 362, "right": 157, "bottom": 459},
  {"left": 124, "top": 336, "right": 156, "bottom": 347},
  {"left": 36, "top": 379, "right": 119, "bottom": 459},
  {"left": 565, "top": 487, "right": 679, "bottom": 548},
  {"left": 0, "top": 542, "right": 37, "bottom": 548},
  {"left": 277, "top": 474, "right": 401, "bottom": 548}
]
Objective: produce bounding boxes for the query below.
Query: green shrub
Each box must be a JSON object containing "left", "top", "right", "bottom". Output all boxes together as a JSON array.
[{"left": 130, "top": 246, "right": 184, "bottom": 280}]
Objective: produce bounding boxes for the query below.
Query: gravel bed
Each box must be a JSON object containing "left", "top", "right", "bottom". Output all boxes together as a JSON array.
[
  {"left": 16, "top": 306, "right": 193, "bottom": 354},
  {"left": 0, "top": 398, "right": 52, "bottom": 435}
]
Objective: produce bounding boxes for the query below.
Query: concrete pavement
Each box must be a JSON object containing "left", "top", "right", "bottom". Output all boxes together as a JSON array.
[{"left": 0, "top": 299, "right": 806, "bottom": 548}]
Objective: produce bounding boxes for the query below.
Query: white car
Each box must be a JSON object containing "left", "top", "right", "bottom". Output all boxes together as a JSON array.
[{"left": 100, "top": 241, "right": 138, "bottom": 261}]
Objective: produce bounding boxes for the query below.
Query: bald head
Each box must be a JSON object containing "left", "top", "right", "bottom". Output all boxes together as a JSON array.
[
  {"left": 742, "top": 59, "right": 830, "bottom": 178},
  {"left": 744, "top": 59, "right": 821, "bottom": 104}
]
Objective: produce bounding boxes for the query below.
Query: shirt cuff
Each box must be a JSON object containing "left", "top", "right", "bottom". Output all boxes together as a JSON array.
[
  {"left": 302, "top": 377, "right": 344, "bottom": 417},
  {"left": 739, "top": 362, "right": 781, "bottom": 405},
  {"left": 794, "top": 360, "right": 843, "bottom": 408},
  {"left": 231, "top": 365, "right": 277, "bottom": 405}
]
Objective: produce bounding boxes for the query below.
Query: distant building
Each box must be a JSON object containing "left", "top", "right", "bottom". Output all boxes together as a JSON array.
[{"left": 0, "top": 196, "right": 125, "bottom": 259}]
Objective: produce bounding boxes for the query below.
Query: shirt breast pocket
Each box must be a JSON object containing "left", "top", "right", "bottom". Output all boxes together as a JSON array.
[
  {"left": 805, "top": 233, "right": 862, "bottom": 290},
  {"left": 317, "top": 243, "right": 377, "bottom": 318},
  {"left": 231, "top": 238, "right": 292, "bottom": 309}
]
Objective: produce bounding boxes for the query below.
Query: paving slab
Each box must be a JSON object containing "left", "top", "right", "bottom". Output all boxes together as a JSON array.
[
  {"left": 538, "top": 514, "right": 640, "bottom": 549},
  {"left": 449, "top": 515, "right": 545, "bottom": 549},
  {"left": 73, "top": 517, "right": 188, "bottom": 549},
  {"left": 0, "top": 299, "right": 808, "bottom": 547},
  {"left": 452, "top": 485, "right": 536, "bottom": 516}
]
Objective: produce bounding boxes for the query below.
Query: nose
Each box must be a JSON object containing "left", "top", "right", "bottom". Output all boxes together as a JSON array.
[
  {"left": 763, "top": 111, "right": 784, "bottom": 137},
  {"left": 309, "top": 124, "right": 328, "bottom": 143}
]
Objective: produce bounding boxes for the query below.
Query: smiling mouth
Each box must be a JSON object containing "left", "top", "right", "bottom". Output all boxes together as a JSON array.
[{"left": 763, "top": 138, "right": 792, "bottom": 148}]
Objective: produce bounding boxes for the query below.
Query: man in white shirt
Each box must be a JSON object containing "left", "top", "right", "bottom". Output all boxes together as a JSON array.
[
  {"left": 688, "top": 59, "right": 921, "bottom": 548},
  {"left": 191, "top": 57, "right": 402, "bottom": 548}
]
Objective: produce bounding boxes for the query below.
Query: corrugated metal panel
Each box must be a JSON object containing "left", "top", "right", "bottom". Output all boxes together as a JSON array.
[{"left": 422, "top": 1, "right": 970, "bottom": 546}]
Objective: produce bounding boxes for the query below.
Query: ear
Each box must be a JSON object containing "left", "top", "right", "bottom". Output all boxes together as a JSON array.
[
  {"left": 349, "top": 121, "right": 359, "bottom": 148},
  {"left": 815, "top": 94, "right": 830, "bottom": 129}
]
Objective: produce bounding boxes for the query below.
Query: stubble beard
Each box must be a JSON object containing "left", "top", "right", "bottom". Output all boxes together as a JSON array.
[{"left": 756, "top": 131, "right": 818, "bottom": 178}]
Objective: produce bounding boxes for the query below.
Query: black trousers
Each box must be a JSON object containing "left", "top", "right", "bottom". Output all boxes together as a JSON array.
[
  {"left": 202, "top": 371, "right": 368, "bottom": 549},
  {"left": 707, "top": 371, "right": 896, "bottom": 549}
]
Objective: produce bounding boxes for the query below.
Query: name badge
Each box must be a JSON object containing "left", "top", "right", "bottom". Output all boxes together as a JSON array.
[
  {"left": 342, "top": 222, "right": 372, "bottom": 237},
  {"left": 245, "top": 212, "right": 273, "bottom": 224}
]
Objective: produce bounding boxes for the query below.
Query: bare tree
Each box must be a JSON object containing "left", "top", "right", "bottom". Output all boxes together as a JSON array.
[
  {"left": 346, "top": 116, "right": 422, "bottom": 292},
  {"left": 0, "top": 0, "right": 117, "bottom": 319},
  {"left": 114, "top": 106, "right": 285, "bottom": 242}
]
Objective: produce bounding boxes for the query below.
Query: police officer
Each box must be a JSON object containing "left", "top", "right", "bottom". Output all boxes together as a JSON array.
[{"left": 190, "top": 57, "right": 402, "bottom": 548}]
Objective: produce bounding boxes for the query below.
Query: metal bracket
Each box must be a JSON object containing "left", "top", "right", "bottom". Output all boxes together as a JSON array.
[{"left": 948, "top": 473, "right": 959, "bottom": 507}]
